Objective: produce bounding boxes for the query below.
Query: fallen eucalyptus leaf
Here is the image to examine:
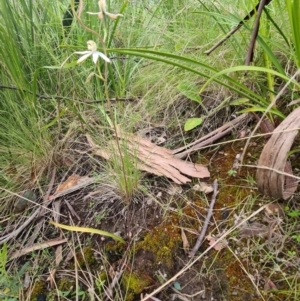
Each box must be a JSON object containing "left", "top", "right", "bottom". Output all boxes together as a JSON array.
[{"left": 50, "top": 221, "right": 125, "bottom": 243}]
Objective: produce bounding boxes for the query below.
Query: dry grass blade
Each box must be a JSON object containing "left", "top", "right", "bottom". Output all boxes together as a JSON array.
[
  {"left": 10, "top": 238, "right": 67, "bottom": 259},
  {"left": 257, "top": 107, "right": 300, "bottom": 199}
]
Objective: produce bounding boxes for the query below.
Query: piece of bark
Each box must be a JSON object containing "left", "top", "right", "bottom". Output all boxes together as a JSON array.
[
  {"left": 87, "top": 131, "right": 210, "bottom": 184},
  {"left": 257, "top": 107, "right": 300, "bottom": 200}
]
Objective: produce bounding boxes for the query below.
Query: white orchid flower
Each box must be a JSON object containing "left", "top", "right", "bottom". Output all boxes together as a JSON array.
[
  {"left": 74, "top": 40, "right": 111, "bottom": 64},
  {"left": 87, "top": 0, "right": 123, "bottom": 20}
]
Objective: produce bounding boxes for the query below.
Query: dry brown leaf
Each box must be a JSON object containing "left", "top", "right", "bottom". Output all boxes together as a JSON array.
[
  {"left": 206, "top": 234, "right": 228, "bottom": 251},
  {"left": 49, "top": 175, "right": 96, "bottom": 200},
  {"left": 47, "top": 269, "right": 57, "bottom": 289},
  {"left": 24, "top": 272, "right": 30, "bottom": 289},
  {"left": 259, "top": 118, "right": 275, "bottom": 139},
  {"left": 193, "top": 182, "right": 214, "bottom": 194},
  {"left": 264, "top": 203, "right": 284, "bottom": 217},
  {"left": 55, "top": 174, "right": 82, "bottom": 193},
  {"left": 257, "top": 107, "right": 300, "bottom": 199},
  {"left": 55, "top": 245, "right": 63, "bottom": 266},
  {"left": 181, "top": 228, "right": 190, "bottom": 254}
]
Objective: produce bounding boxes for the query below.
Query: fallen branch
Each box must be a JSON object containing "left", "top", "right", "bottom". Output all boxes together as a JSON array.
[
  {"left": 172, "top": 114, "right": 252, "bottom": 159},
  {"left": 188, "top": 179, "right": 218, "bottom": 257}
]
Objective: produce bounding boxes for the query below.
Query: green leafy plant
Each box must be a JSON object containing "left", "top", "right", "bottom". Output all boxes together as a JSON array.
[
  {"left": 285, "top": 0, "right": 300, "bottom": 68},
  {"left": 0, "top": 244, "right": 28, "bottom": 300},
  {"left": 285, "top": 207, "right": 300, "bottom": 218},
  {"left": 177, "top": 81, "right": 204, "bottom": 131},
  {"left": 227, "top": 169, "right": 237, "bottom": 177}
]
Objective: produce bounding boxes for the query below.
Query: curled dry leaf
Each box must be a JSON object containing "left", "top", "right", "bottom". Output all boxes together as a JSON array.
[
  {"left": 257, "top": 107, "right": 300, "bottom": 200},
  {"left": 260, "top": 118, "right": 275, "bottom": 139},
  {"left": 206, "top": 234, "right": 228, "bottom": 251},
  {"left": 193, "top": 182, "right": 214, "bottom": 194},
  {"left": 264, "top": 277, "right": 278, "bottom": 291},
  {"left": 49, "top": 174, "right": 96, "bottom": 200},
  {"left": 181, "top": 228, "right": 190, "bottom": 254}
]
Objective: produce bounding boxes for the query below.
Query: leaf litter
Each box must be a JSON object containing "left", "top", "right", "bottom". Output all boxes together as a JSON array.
[{"left": 4, "top": 111, "right": 300, "bottom": 301}]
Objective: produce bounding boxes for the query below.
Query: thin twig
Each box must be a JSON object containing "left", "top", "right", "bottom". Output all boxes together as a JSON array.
[
  {"left": 188, "top": 180, "right": 218, "bottom": 257},
  {"left": 0, "top": 83, "right": 137, "bottom": 103}
]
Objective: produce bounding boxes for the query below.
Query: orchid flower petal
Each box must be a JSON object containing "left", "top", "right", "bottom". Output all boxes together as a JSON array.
[
  {"left": 98, "top": 0, "right": 106, "bottom": 13},
  {"left": 77, "top": 52, "right": 92, "bottom": 64},
  {"left": 87, "top": 40, "right": 97, "bottom": 52},
  {"left": 105, "top": 12, "right": 123, "bottom": 20},
  {"left": 92, "top": 53, "right": 99, "bottom": 64},
  {"left": 86, "top": 12, "right": 100, "bottom": 15},
  {"left": 95, "top": 51, "right": 111, "bottom": 63},
  {"left": 74, "top": 51, "right": 90, "bottom": 55}
]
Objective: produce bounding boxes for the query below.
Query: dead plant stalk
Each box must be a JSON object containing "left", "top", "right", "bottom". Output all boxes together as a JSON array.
[{"left": 188, "top": 179, "right": 218, "bottom": 257}]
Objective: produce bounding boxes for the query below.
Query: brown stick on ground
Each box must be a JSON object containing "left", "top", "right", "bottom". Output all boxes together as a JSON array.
[
  {"left": 172, "top": 113, "right": 252, "bottom": 159},
  {"left": 188, "top": 179, "right": 218, "bottom": 257}
]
